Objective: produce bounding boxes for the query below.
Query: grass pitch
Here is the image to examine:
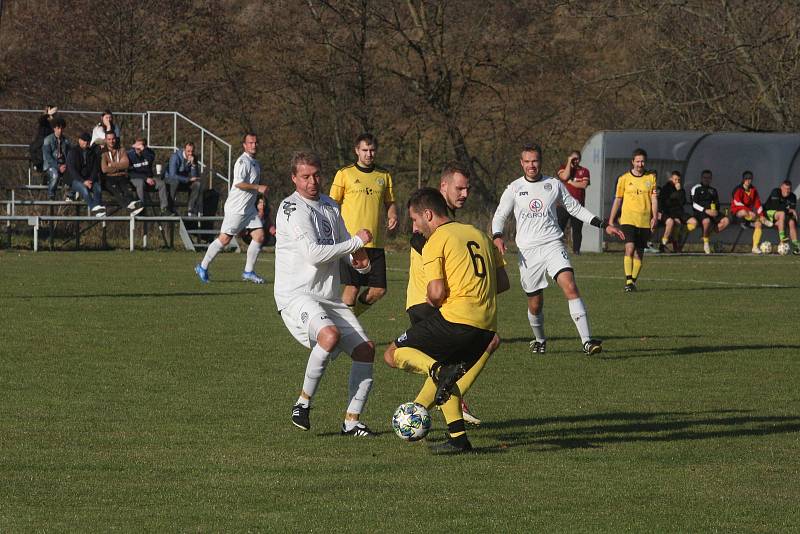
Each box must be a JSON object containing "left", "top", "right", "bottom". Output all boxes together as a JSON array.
[{"left": 1, "top": 249, "right": 799, "bottom": 531}]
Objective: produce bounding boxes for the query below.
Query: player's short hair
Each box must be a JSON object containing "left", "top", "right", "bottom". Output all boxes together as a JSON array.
[
  {"left": 408, "top": 187, "right": 448, "bottom": 217},
  {"left": 184, "top": 141, "right": 195, "bottom": 149},
  {"left": 671, "top": 170, "right": 682, "bottom": 178},
  {"left": 701, "top": 169, "right": 712, "bottom": 177},
  {"left": 742, "top": 170, "right": 753, "bottom": 180},
  {"left": 133, "top": 136, "right": 146, "bottom": 145},
  {"left": 104, "top": 130, "right": 117, "bottom": 138},
  {"left": 354, "top": 132, "right": 378, "bottom": 149},
  {"left": 632, "top": 148, "right": 647, "bottom": 159},
  {"left": 520, "top": 143, "right": 542, "bottom": 158},
  {"left": 242, "top": 132, "right": 257, "bottom": 143},
  {"left": 52, "top": 117, "right": 66, "bottom": 128},
  {"left": 782, "top": 179, "right": 792, "bottom": 187},
  {"left": 440, "top": 161, "right": 470, "bottom": 182},
  {"left": 291, "top": 150, "right": 322, "bottom": 175},
  {"left": 570, "top": 150, "right": 582, "bottom": 159}
]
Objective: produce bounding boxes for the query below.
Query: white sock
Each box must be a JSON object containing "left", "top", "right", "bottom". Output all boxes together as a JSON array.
[
  {"left": 568, "top": 297, "right": 591, "bottom": 344},
  {"left": 346, "top": 361, "right": 373, "bottom": 416},
  {"left": 301, "top": 344, "right": 332, "bottom": 399},
  {"left": 527, "top": 310, "right": 545, "bottom": 342},
  {"left": 295, "top": 396, "right": 310, "bottom": 408},
  {"left": 245, "top": 239, "right": 261, "bottom": 272},
  {"left": 343, "top": 419, "right": 362, "bottom": 431},
  {"left": 201, "top": 238, "right": 225, "bottom": 269}
]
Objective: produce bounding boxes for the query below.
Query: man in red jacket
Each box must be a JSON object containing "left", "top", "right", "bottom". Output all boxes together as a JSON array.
[{"left": 731, "top": 171, "right": 772, "bottom": 254}]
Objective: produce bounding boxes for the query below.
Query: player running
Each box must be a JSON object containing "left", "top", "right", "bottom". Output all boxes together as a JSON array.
[
  {"left": 384, "top": 187, "right": 510, "bottom": 453},
  {"left": 195, "top": 133, "right": 268, "bottom": 284},
  {"left": 491, "top": 143, "right": 624, "bottom": 355},
  {"left": 275, "top": 151, "right": 377, "bottom": 437}
]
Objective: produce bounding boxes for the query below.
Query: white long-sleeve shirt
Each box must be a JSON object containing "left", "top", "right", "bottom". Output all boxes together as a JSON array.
[
  {"left": 225, "top": 152, "right": 261, "bottom": 215},
  {"left": 491, "top": 175, "right": 596, "bottom": 249},
  {"left": 274, "top": 192, "right": 364, "bottom": 311}
]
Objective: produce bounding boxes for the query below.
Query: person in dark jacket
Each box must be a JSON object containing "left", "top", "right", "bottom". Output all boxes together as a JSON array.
[
  {"left": 763, "top": 180, "right": 799, "bottom": 253},
  {"left": 127, "top": 137, "right": 172, "bottom": 214},
  {"left": 657, "top": 171, "right": 697, "bottom": 252},
  {"left": 29, "top": 106, "right": 57, "bottom": 171},
  {"left": 66, "top": 132, "right": 105, "bottom": 216}
]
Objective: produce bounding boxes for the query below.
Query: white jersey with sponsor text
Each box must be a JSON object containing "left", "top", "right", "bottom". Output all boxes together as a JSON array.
[
  {"left": 225, "top": 152, "right": 261, "bottom": 215},
  {"left": 274, "top": 192, "right": 364, "bottom": 311},
  {"left": 491, "top": 175, "right": 596, "bottom": 250}
]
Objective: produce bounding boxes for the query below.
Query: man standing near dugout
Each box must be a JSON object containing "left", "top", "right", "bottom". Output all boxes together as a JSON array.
[
  {"left": 384, "top": 187, "right": 510, "bottom": 453},
  {"left": 195, "top": 133, "right": 268, "bottom": 284},
  {"left": 608, "top": 148, "right": 658, "bottom": 291},
  {"left": 330, "top": 133, "right": 398, "bottom": 316},
  {"left": 492, "top": 143, "right": 623, "bottom": 355}
]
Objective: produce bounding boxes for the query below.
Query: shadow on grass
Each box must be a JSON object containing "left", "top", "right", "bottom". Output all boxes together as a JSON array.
[
  {"left": 503, "top": 334, "right": 702, "bottom": 345},
  {"left": 481, "top": 409, "right": 800, "bottom": 452},
  {"left": 1, "top": 291, "right": 247, "bottom": 299},
  {"left": 630, "top": 285, "right": 799, "bottom": 292},
  {"left": 600, "top": 343, "right": 800, "bottom": 360}
]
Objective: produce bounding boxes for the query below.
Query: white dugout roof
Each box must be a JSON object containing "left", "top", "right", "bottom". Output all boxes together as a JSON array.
[{"left": 579, "top": 130, "right": 800, "bottom": 252}]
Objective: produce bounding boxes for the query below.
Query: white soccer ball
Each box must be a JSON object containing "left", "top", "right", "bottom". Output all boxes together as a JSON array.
[
  {"left": 391, "top": 402, "right": 432, "bottom": 441},
  {"left": 777, "top": 241, "right": 791, "bottom": 256},
  {"left": 759, "top": 241, "right": 773, "bottom": 254}
]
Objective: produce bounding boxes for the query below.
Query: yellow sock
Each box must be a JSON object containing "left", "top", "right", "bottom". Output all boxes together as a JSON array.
[
  {"left": 661, "top": 235, "right": 669, "bottom": 245},
  {"left": 441, "top": 386, "right": 465, "bottom": 438},
  {"left": 687, "top": 222, "right": 697, "bottom": 232},
  {"left": 632, "top": 258, "right": 642, "bottom": 281},
  {"left": 752, "top": 227, "right": 762, "bottom": 249},
  {"left": 455, "top": 351, "right": 490, "bottom": 395},
  {"left": 414, "top": 377, "right": 437, "bottom": 410},
  {"left": 623, "top": 256, "right": 633, "bottom": 282},
  {"left": 702, "top": 236, "right": 710, "bottom": 244},
  {"left": 393, "top": 347, "right": 435, "bottom": 376}
]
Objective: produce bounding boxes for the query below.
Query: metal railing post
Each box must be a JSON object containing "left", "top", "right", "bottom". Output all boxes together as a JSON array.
[{"left": 129, "top": 216, "right": 135, "bottom": 251}]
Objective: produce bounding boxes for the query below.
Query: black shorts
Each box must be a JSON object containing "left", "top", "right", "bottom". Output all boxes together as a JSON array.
[
  {"left": 395, "top": 309, "right": 494, "bottom": 367},
  {"left": 339, "top": 248, "right": 387, "bottom": 288},
  {"left": 693, "top": 209, "right": 722, "bottom": 224},
  {"left": 661, "top": 210, "right": 687, "bottom": 224},
  {"left": 407, "top": 303, "right": 438, "bottom": 325},
  {"left": 620, "top": 224, "right": 651, "bottom": 249}
]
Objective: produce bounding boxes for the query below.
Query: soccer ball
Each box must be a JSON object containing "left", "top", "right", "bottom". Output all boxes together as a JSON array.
[
  {"left": 391, "top": 402, "right": 432, "bottom": 441},
  {"left": 777, "top": 242, "right": 791, "bottom": 256},
  {"left": 759, "top": 241, "right": 773, "bottom": 254}
]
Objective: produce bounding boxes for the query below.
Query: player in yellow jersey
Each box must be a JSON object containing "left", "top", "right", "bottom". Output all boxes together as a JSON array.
[
  {"left": 406, "top": 162, "right": 499, "bottom": 425},
  {"left": 608, "top": 148, "right": 658, "bottom": 292},
  {"left": 329, "top": 133, "right": 398, "bottom": 316},
  {"left": 385, "top": 187, "right": 510, "bottom": 453}
]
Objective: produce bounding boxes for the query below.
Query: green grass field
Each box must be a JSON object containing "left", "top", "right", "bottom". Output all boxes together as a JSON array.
[{"left": 1, "top": 249, "right": 799, "bottom": 531}]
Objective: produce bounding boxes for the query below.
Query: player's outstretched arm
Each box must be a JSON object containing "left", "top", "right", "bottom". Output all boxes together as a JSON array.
[{"left": 490, "top": 186, "right": 516, "bottom": 250}]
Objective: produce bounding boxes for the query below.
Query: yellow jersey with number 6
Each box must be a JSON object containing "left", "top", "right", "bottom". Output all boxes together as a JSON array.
[{"left": 422, "top": 221, "right": 504, "bottom": 331}]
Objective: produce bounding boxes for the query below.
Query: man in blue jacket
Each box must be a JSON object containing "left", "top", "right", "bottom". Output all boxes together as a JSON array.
[
  {"left": 128, "top": 137, "right": 171, "bottom": 215},
  {"left": 42, "top": 117, "right": 72, "bottom": 200},
  {"left": 166, "top": 142, "right": 202, "bottom": 216}
]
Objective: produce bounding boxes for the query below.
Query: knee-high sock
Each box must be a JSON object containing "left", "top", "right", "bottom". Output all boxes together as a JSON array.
[
  {"left": 201, "top": 238, "right": 225, "bottom": 269},
  {"left": 456, "top": 351, "right": 491, "bottom": 396},
  {"left": 393, "top": 347, "right": 435, "bottom": 376},
  {"left": 301, "top": 344, "right": 332, "bottom": 399},
  {"left": 441, "top": 386, "right": 466, "bottom": 438},
  {"left": 527, "top": 310, "right": 545, "bottom": 342},
  {"left": 414, "top": 377, "right": 437, "bottom": 409},
  {"left": 346, "top": 361, "right": 373, "bottom": 415},
  {"left": 687, "top": 221, "right": 697, "bottom": 232},
  {"left": 624, "top": 255, "right": 633, "bottom": 284},
  {"left": 245, "top": 239, "right": 261, "bottom": 272},
  {"left": 632, "top": 258, "right": 642, "bottom": 281},
  {"left": 568, "top": 297, "right": 592, "bottom": 344},
  {"left": 752, "top": 227, "right": 762, "bottom": 249}
]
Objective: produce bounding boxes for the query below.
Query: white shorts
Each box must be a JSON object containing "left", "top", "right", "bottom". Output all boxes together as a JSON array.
[
  {"left": 518, "top": 241, "right": 573, "bottom": 294},
  {"left": 280, "top": 296, "right": 369, "bottom": 354},
  {"left": 220, "top": 208, "right": 262, "bottom": 236}
]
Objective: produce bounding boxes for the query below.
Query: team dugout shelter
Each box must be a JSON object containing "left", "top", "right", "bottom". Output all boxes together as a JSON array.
[{"left": 579, "top": 130, "right": 800, "bottom": 252}]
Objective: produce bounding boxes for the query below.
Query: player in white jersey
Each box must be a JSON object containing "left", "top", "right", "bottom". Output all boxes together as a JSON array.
[
  {"left": 195, "top": 133, "right": 269, "bottom": 284},
  {"left": 275, "top": 151, "right": 378, "bottom": 437},
  {"left": 491, "top": 143, "right": 624, "bottom": 355}
]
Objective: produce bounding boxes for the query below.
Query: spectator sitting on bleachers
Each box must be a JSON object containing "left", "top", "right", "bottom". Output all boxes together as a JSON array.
[
  {"left": 66, "top": 132, "right": 105, "bottom": 217},
  {"left": 691, "top": 169, "right": 730, "bottom": 254},
  {"left": 42, "top": 116, "right": 72, "bottom": 200},
  {"left": 731, "top": 171, "right": 772, "bottom": 255},
  {"left": 166, "top": 141, "right": 202, "bottom": 216},
  {"left": 238, "top": 193, "right": 277, "bottom": 247},
  {"left": 127, "top": 137, "right": 173, "bottom": 215},
  {"left": 91, "top": 110, "right": 121, "bottom": 147},
  {"left": 657, "top": 170, "right": 697, "bottom": 252},
  {"left": 763, "top": 180, "right": 799, "bottom": 254},
  {"left": 29, "top": 106, "right": 57, "bottom": 172},
  {"left": 100, "top": 131, "right": 143, "bottom": 216}
]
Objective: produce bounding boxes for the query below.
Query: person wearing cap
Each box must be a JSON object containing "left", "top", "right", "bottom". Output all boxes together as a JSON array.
[
  {"left": 66, "top": 132, "right": 105, "bottom": 217},
  {"left": 731, "top": 170, "right": 772, "bottom": 254}
]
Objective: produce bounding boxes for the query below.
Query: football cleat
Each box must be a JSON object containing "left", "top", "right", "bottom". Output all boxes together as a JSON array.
[
  {"left": 340, "top": 422, "right": 376, "bottom": 437},
  {"left": 429, "top": 436, "right": 474, "bottom": 455},
  {"left": 242, "top": 271, "right": 265, "bottom": 284},
  {"left": 624, "top": 283, "right": 636, "bottom": 293},
  {"left": 703, "top": 242, "right": 712, "bottom": 254},
  {"left": 194, "top": 264, "right": 209, "bottom": 283},
  {"left": 461, "top": 398, "right": 481, "bottom": 426},
  {"left": 583, "top": 339, "right": 603, "bottom": 355},
  {"left": 751, "top": 246, "right": 762, "bottom": 255},
  {"left": 291, "top": 403, "right": 311, "bottom": 431},
  {"left": 431, "top": 362, "right": 467, "bottom": 406},
  {"left": 529, "top": 340, "right": 547, "bottom": 354}
]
